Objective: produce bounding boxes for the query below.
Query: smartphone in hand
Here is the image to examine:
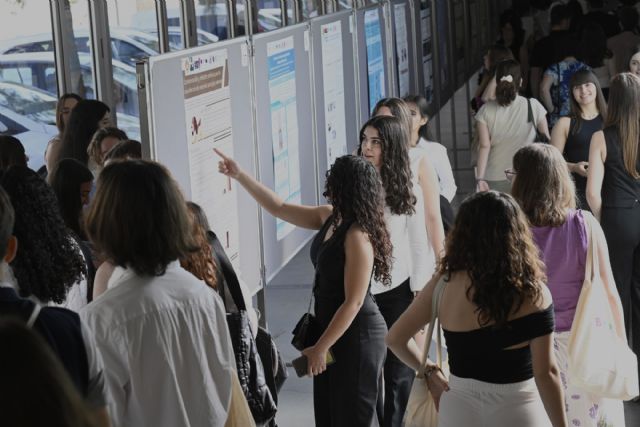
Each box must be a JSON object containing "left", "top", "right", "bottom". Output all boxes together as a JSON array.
[{"left": 292, "top": 350, "right": 336, "bottom": 377}]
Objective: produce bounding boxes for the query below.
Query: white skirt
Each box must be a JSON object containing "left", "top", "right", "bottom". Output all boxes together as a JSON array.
[{"left": 438, "top": 374, "right": 552, "bottom": 427}]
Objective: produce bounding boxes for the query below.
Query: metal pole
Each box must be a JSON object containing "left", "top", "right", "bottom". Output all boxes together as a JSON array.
[
  {"left": 180, "top": 0, "right": 198, "bottom": 48},
  {"left": 430, "top": 0, "right": 441, "bottom": 142},
  {"left": 280, "top": 0, "right": 289, "bottom": 27},
  {"left": 446, "top": 0, "right": 457, "bottom": 171},
  {"left": 383, "top": 1, "right": 397, "bottom": 97},
  {"left": 407, "top": 0, "right": 420, "bottom": 95},
  {"left": 245, "top": 0, "right": 260, "bottom": 36},
  {"left": 226, "top": 0, "right": 238, "bottom": 38},
  {"left": 293, "top": 0, "right": 303, "bottom": 24},
  {"left": 136, "top": 60, "right": 154, "bottom": 160},
  {"left": 155, "top": 0, "right": 171, "bottom": 53},
  {"left": 49, "top": 0, "right": 71, "bottom": 96},
  {"left": 88, "top": 0, "right": 116, "bottom": 121}
]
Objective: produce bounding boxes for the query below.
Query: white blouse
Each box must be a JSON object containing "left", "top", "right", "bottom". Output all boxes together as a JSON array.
[
  {"left": 80, "top": 261, "right": 236, "bottom": 427},
  {"left": 371, "top": 190, "right": 434, "bottom": 295},
  {"left": 417, "top": 138, "right": 457, "bottom": 202}
]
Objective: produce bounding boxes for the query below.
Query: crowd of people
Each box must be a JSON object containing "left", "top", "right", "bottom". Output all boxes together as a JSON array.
[{"left": 0, "top": 1, "right": 639, "bottom": 427}]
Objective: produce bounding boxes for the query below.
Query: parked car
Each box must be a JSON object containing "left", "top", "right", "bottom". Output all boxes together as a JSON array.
[
  {"left": 0, "top": 81, "right": 141, "bottom": 140},
  {"left": 0, "top": 106, "right": 56, "bottom": 171},
  {"left": 0, "top": 51, "right": 138, "bottom": 116},
  {"left": 0, "top": 29, "right": 159, "bottom": 67}
]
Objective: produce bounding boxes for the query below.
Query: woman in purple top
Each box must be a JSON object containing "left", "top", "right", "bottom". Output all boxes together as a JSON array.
[{"left": 511, "top": 144, "right": 625, "bottom": 427}]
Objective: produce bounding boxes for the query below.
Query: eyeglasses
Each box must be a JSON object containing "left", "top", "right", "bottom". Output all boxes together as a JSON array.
[{"left": 504, "top": 169, "right": 517, "bottom": 182}]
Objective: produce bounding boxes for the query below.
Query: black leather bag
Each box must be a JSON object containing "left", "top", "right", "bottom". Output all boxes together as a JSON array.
[
  {"left": 256, "top": 326, "right": 288, "bottom": 402},
  {"left": 209, "top": 232, "right": 277, "bottom": 425},
  {"left": 291, "top": 285, "right": 320, "bottom": 352},
  {"left": 528, "top": 97, "right": 550, "bottom": 143}
]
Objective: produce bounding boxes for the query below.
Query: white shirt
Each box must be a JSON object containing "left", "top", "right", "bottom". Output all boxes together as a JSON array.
[
  {"left": 417, "top": 138, "right": 457, "bottom": 202},
  {"left": 80, "top": 261, "right": 236, "bottom": 427},
  {"left": 371, "top": 192, "right": 433, "bottom": 294}
]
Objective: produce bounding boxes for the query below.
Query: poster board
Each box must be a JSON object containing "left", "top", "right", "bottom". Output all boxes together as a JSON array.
[
  {"left": 252, "top": 24, "right": 317, "bottom": 283},
  {"left": 355, "top": 4, "right": 391, "bottom": 122},
  {"left": 389, "top": 0, "right": 417, "bottom": 98},
  {"left": 144, "top": 37, "right": 263, "bottom": 295},
  {"left": 309, "top": 10, "right": 359, "bottom": 195}
]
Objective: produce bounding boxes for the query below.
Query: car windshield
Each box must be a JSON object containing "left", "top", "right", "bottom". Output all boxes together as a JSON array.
[
  {"left": 128, "top": 34, "right": 160, "bottom": 53},
  {"left": 0, "top": 83, "right": 56, "bottom": 125}
]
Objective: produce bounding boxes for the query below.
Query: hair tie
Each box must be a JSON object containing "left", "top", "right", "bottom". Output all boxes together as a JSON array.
[{"left": 500, "top": 75, "right": 514, "bottom": 83}]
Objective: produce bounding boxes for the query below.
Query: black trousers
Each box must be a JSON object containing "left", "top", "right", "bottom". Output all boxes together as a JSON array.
[
  {"left": 601, "top": 204, "right": 640, "bottom": 383},
  {"left": 374, "top": 278, "right": 415, "bottom": 427}
]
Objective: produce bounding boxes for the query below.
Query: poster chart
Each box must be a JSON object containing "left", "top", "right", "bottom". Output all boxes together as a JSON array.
[
  {"left": 420, "top": 6, "right": 434, "bottom": 103},
  {"left": 394, "top": 3, "right": 410, "bottom": 98},
  {"left": 267, "top": 36, "right": 302, "bottom": 241},
  {"left": 364, "top": 8, "right": 386, "bottom": 113},
  {"left": 320, "top": 21, "right": 348, "bottom": 168},
  {"left": 182, "top": 50, "right": 240, "bottom": 261}
]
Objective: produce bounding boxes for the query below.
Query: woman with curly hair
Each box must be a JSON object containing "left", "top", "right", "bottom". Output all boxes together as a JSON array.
[
  {"left": 372, "top": 98, "right": 445, "bottom": 257},
  {"left": 86, "top": 127, "right": 128, "bottom": 176},
  {"left": 512, "top": 144, "right": 625, "bottom": 426},
  {"left": 358, "top": 115, "right": 431, "bottom": 426},
  {"left": 387, "top": 191, "right": 567, "bottom": 427},
  {"left": 0, "top": 166, "right": 87, "bottom": 310},
  {"left": 217, "top": 151, "right": 391, "bottom": 426}
]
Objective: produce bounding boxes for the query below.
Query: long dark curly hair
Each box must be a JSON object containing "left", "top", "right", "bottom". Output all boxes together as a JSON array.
[
  {"left": 439, "top": 191, "right": 545, "bottom": 328},
  {"left": 0, "top": 167, "right": 86, "bottom": 303},
  {"left": 358, "top": 116, "right": 416, "bottom": 215},
  {"left": 324, "top": 155, "right": 392, "bottom": 285}
]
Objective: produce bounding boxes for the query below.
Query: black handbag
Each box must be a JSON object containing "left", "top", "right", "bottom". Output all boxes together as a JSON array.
[
  {"left": 528, "top": 97, "right": 550, "bottom": 143},
  {"left": 256, "top": 326, "right": 288, "bottom": 427},
  {"left": 291, "top": 280, "right": 320, "bottom": 352},
  {"left": 209, "top": 232, "right": 277, "bottom": 424}
]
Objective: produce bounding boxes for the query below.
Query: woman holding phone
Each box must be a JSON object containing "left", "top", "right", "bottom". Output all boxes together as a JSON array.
[{"left": 216, "top": 150, "right": 391, "bottom": 426}]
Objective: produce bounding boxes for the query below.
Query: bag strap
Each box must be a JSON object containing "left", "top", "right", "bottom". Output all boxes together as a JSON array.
[
  {"left": 582, "top": 212, "right": 599, "bottom": 283},
  {"left": 26, "top": 303, "right": 42, "bottom": 328},
  {"left": 419, "top": 276, "right": 447, "bottom": 372},
  {"left": 209, "top": 231, "right": 247, "bottom": 312},
  {"left": 527, "top": 97, "right": 535, "bottom": 124}
]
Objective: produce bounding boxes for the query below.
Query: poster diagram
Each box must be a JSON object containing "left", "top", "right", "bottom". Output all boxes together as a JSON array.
[
  {"left": 420, "top": 6, "right": 434, "bottom": 103},
  {"left": 321, "top": 21, "right": 347, "bottom": 169},
  {"left": 267, "top": 36, "right": 302, "bottom": 241},
  {"left": 182, "top": 49, "right": 240, "bottom": 263},
  {"left": 364, "top": 9, "right": 386, "bottom": 113},
  {"left": 394, "top": 4, "right": 410, "bottom": 98}
]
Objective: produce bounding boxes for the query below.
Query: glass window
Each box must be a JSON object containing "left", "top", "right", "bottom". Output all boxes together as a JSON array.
[
  {"left": 196, "top": 0, "right": 228, "bottom": 42},
  {"left": 106, "top": 0, "right": 159, "bottom": 140},
  {"left": 0, "top": 0, "right": 58, "bottom": 171},
  {"left": 63, "top": 0, "right": 96, "bottom": 101},
  {"left": 166, "top": 0, "right": 186, "bottom": 50}
]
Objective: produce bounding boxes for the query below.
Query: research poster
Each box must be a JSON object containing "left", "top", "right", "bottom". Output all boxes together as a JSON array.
[
  {"left": 364, "top": 9, "right": 386, "bottom": 113},
  {"left": 394, "top": 3, "right": 410, "bottom": 98},
  {"left": 267, "top": 36, "right": 302, "bottom": 240},
  {"left": 321, "top": 20, "right": 347, "bottom": 169},
  {"left": 420, "top": 6, "right": 434, "bottom": 103},
  {"left": 182, "top": 49, "right": 240, "bottom": 263}
]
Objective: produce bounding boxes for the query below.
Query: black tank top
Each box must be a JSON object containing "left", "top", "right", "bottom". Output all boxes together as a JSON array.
[
  {"left": 310, "top": 217, "right": 379, "bottom": 325},
  {"left": 602, "top": 127, "right": 640, "bottom": 208},
  {"left": 564, "top": 116, "right": 603, "bottom": 193}
]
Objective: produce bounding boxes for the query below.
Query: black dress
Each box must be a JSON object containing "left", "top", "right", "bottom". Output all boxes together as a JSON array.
[
  {"left": 563, "top": 115, "right": 603, "bottom": 209},
  {"left": 310, "top": 216, "right": 387, "bottom": 427},
  {"left": 600, "top": 126, "right": 640, "bottom": 385}
]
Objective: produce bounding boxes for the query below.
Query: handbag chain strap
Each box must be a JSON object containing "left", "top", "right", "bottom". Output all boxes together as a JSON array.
[{"left": 418, "top": 276, "right": 447, "bottom": 374}]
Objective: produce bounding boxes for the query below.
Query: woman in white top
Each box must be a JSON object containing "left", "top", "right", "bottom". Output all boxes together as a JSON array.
[
  {"left": 359, "top": 115, "right": 432, "bottom": 427},
  {"left": 476, "top": 59, "right": 549, "bottom": 193},
  {"left": 80, "top": 160, "right": 240, "bottom": 427},
  {"left": 372, "top": 98, "right": 445, "bottom": 258}
]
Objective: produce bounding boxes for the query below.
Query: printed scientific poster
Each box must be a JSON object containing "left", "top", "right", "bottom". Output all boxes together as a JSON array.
[
  {"left": 364, "top": 9, "right": 386, "bottom": 113},
  {"left": 182, "top": 50, "right": 240, "bottom": 263},
  {"left": 394, "top": 4, "right": 410, "bottom": 98},
  {"left": 420, "top": 6, "right": 434, "bottom": 103},
  {"left": 321, "top": 21, "right": 347, "bottom": 169},
  {"left": 267, "top": 36, "right": 302, "bottom": 241}
]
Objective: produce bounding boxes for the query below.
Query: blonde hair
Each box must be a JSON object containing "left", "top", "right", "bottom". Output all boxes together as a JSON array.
[
  {"left": 511, "top": 144, "right": 576, "bottom": 227},
  {"left": 606, "top": 73, "right": 640, "bottom": 179}
]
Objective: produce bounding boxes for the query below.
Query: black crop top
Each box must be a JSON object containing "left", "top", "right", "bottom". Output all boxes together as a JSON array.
[{"left": 443, "top": 305, "right": 555, "bottom": 384}]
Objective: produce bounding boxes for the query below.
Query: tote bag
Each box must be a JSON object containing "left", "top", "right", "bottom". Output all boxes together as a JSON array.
[
  {"left": 568, "top": 213, "right": 639, "bottom": 400},
  {"left": 404, "top": 277, "right": 448, "bottom": 427}
]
